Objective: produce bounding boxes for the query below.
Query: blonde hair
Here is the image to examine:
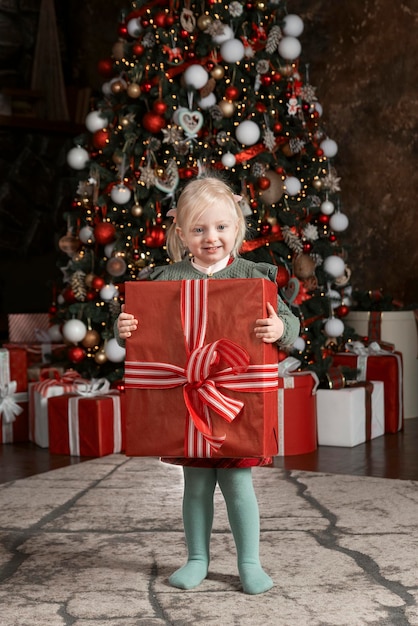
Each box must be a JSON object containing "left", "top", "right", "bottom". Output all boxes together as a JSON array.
[{"left": 166, "top": 177, "right": 247, "bottom": 262}]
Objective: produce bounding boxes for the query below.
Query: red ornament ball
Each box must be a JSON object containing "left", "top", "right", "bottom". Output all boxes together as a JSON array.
[
  {"left": 258, "top": 176, "right": 271, "bottom": 191},
  {"left": 271, "top": 71, "right": 282, "bottom": 83},
  {"left": 91, "top": 276, "right": 106, "bottom": 291},
  {"left": 92, "top": 128, "right": 109, "bottom": 149},
  {"left": 94, "top": 222, "right": 116, "bottom": 245},
  {"left": 318, "top": 214, "right": 329, "bottom": 224},
  {"left": 142, "top": 111, "right": 166, "bottom": 133},
  {"left": 276, "top": 265, "right": 290, "bottom": 289},
  {"left": 183, "top": 168, "right": 195, "bottom": 179},
  {"left": 48, "top": 305, "right": 57, "bottom": 315},
  {"left": 273, "top": 121, "right": 283, "bottom": 133},
  {"left": 141, "top": 81, "right": 152, "bottom": 93},
  {"left": 336, "top": 305, "right": 350, "bottom": 317},
  {"left": 153, "top": 99, "right": 168, "bottom": 115},
  {"left": 132, "top": 43, "right": 145, "bottom": 56},
  {"left": 144, "top": 225, "right": 166, "bottom": 248},
  {"left": 255, "top": 102, "right": 267, "bottom": 113},
  {"left": 225, "top": 85, "right": 240, "bottom": 101},
  {"left": 260, "top": 75, "right": 272, "bottom": 87},
  {"left": 86, "top": 289, "right": 97, "bottom": 301},
  {"left": 329, "top": 233, "right": 337, "bottom": 243},
  {"left": 68, "top": 346, "right": 86, "bottom": 364},
  {"left": 97, "top": 57, "right": 114, "bottom": 78},
  {"left": 154, "top": 11, "right": 166, "bottom": 27},
  {"left": 62, "top": 287, "right": 76, "bottom": 304},
  {"left": 316, "top": 148, "right": 324, "bottom": 157},
  {"left": 303, "top": 242, "right": 313, "bottom": 253},
  {"left": 165, "top": 14, "right": 175, "bottom": 27},
  {"left": 118, "top": 24, "right": 128, "bottom": 38}
]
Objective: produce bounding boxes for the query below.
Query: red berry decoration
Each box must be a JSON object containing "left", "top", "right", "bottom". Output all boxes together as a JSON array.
[
  {"left": 258, "top": 176, "right": 271, "bottom": 191},
  {"left": 273, "top": 121, "right": 283, "bottom": 133},
  {"left": 94, "top": 222, "right": 116, "bottom": 245},
  {"left": 68, "top": 346, "right": 86, "bottom": 364},
  {"left": 141, "top": 81, "right": 152, "bottom": 93}
]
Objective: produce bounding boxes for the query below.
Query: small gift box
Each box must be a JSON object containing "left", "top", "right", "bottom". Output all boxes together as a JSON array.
[
  {"left": 8, "top": 313, "right": 49, "bottom": 343},
  {"left": 332, "top": 341, "right": 403, "bottom": 433},
  {"left": 29, "top": 370, "right": 80, "bottom": 448},
  {"left": 316, "top": 381, "right": 385, "bottom": 447},
  {"left": 0, "top": 347, "right": 29, "bottom": 443},
  {"left": 276, "top": 357, "right": 318, "bottom": 456},
  {"left": 3, "top": 341, "right": 67, "bottom": 367},
  {"left": 124, "top": 279, "right": 279, "bottom": 458},
  {"left": 48, "top": 379, "right": 125, "bottom": 457}
]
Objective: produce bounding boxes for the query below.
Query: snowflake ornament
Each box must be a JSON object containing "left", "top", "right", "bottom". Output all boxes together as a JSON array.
[
  {"left": 263, "top": 128, "right": 276, "bottom": 152},
  {"left": 302, "top": 224, "right": 319, "bottom": 241},
  {"left": 139, "top": 165, "right": 157, "bottom": 188},
  {"left": 229, "top": 1, "right": 243, "bottom": 17},
  {"left": 322, "top": 168, "right": 341, "bottom": 193}
]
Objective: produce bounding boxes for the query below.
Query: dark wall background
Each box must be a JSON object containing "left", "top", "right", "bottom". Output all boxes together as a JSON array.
[{"left": 1, "top": 0, "right": 417, "bottom": 329}]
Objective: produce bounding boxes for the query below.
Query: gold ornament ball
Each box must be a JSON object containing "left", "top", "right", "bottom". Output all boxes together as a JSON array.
[
  {"left": 197, "top": 14, "right": 212, "bottom": 30},
  {"left": 255, "top": 0, "right": 266, "bottom": 9},
  {"left": 85, "top": 273, "right": 95, "bottom": 288},
  {"left": 218, "top": 99, "right": 235, "bottom": 118},
  {"left": 111, "top": 80, "right": 125, "bottom": 94},
  {"left": 127, "top": 82, "right": 141, "bottom": 98},
  {"left": 312, "top": 178, "right": 323, "bottom": 191},
  {"left": 131, "top": 202, "right": 143, "bottom": 217},
  {"left": 211, "top": 65, "right": 225, "bottom": 80},
  {"left": 112, "top": 41, "right": 125, "bottom": 61},
  {"left": 58, "top": 233, "right": 79, "bottom": 257},
  {"left": 112, "top": 152, "right": 124, "bottom": 165},
  {"left": 82, "top": 329, "right": 101, "bottom": 349},
  {"left": 94, "top": 348, "right": 108, "bottom": 364}
]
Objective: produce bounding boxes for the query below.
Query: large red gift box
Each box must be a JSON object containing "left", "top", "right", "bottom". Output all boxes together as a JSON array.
[
  {"left": 0, "top": 347, "right": 29, "bottom": 443},
  {"left": 48, "top": 389, "right": 125, "bottom": 457},
  {"left": 124, "top": 279, "right": 280, "bottom": 458},
  {"left": 332, "top": 346, "right": 403, "bottom": 433},
  {"left": 277, "top": 364, "right": 318, "bottom": 456}
]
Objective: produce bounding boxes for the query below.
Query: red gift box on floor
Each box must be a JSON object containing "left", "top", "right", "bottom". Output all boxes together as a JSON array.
[
  {"left": 48, "top": 383, "right": 125, "bottom": 457},
  {"left": 3, "top": 342, "right": 67, "bottom": 367},
  {"left": 0, "top": 347, "right": 29, "bottom": 443},
  {"left": 276, "top": 358, "right": 318, "bottom": 456},
  {"left": 332, "top": 342, "right": 403, "bottom": 433},
  {"left": 124, "top": 279, "right": 279, "bottom": 458}
]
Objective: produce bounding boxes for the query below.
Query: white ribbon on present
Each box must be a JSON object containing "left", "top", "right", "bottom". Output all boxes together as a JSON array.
[
  {"left": 277, "top": 357, "right": 319, "bottom": 456},
  {"left": 344, "top": 340, "right": 403, "bottom": 431},
  {"left": 67, "top": 378, "right": 122, "bottom": 455},
  {"left": 0, "top": 348, "right": 29, "bottom": 443}
]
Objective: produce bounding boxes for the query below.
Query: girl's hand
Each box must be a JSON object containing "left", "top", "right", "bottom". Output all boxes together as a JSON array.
[
  {"left": 254, "top": 302, "right": 284, "bottom": 343},
  {"left": 117, "top": 304, "right": 138, "bottom": 339}
]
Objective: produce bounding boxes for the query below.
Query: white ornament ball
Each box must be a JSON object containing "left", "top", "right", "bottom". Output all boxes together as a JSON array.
[
  {"left": 314, "top": 102, "right": 323, "bottom": 117},
  {"left": 278, "top": 36, "right": 302, "bottom": 61},
  {"left": 283, "top": 14, "right": 304, "bottom": 37},
  {"left": 110, "top": 183, "right": 132, "bottom": 204},
  {"left": 102, "top": 81, "right": 112, "bottom": 96},
  {"left": 324, "top": 317, "right": 345, "bottom": 338},
  {"left": 293, "top": 336, "right": 306, "bottom": 352},
  {"left": 235, "top": 120, "right": 260, "bottom": 146},
  {"left": 198, "top": 93, "right": 217, "bottom": 109},
  {"left": 127, "top": 17, "right": 142, "bottom": 38},
  {"left": 104, "top": 242, "right": 116, "bottom": 257},
  {"left": 323, "top": 255, "right": 345, "bottom": 278},
  {"left": 62, "top": 319, "right": 87, "bottom": 343},
  {"left": 329, "top": 212, "right": 349, "bottom": 232},
  {"left": 105, "top": 338, "right": 126, "bottom": 362},
  {"left": 221, "top": 152, "right": 237, "bottom": 168},
  {"left": 100, "top": 284, "right": 118, "bottom": 301},
  {"left": 220, "top": 38, "right": 245, "bottom": 63},
  {"left": 320, "top": 200, "right": 335, "bottom": 215},
  {"left": 284, "top": 176, "right": 302, "bottom": 196},
  {"left": 48, "top": 324, "right": 63, "bottom": 342},
  {"left": 212, "top": 24, "right": 234, "bottom": 44},
  {"left": 67, "top": 146, "right": 89, "bottom": 170},
  {"left": 85, "top": 110, "right": 108, "bottom": 133},
  {"left": 328, "top": 289, "right": 342, "bottom": 309},
  {"left": 184, "top": 64, "right": 209, "bottom": 90},
  {"left": 320, "top": 138, "right": 338, "bottom": 158},
  {"left": 79, "top": 226, "right": 95, "bottom": 244}
]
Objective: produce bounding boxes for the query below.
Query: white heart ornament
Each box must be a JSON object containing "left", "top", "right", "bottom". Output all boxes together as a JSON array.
[{"left": 178, "top": 109, "right": 204, "bottom": 137}]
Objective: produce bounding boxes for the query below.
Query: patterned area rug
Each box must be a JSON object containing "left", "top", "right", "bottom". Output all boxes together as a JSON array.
[{"left": 1, "top": 455, "right": 418, "bottom": 625}]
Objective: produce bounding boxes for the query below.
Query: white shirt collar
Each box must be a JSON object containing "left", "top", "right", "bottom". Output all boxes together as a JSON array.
[{"left": 191, "top": 255, "right": 231, "bottom": 275}]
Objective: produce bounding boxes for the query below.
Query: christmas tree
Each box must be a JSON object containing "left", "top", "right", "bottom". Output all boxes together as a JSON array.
[{"left": 54, "top": 0, "right": 354, "bottom": 384}]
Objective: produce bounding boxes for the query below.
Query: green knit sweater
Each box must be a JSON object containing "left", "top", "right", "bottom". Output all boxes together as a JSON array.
[{"left": 116, "top": 257, "right": 300, "bottom": 348}]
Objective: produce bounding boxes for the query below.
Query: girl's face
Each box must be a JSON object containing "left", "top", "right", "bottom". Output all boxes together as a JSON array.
[{"left": 177, "top": 203, "right": 238, "bottom": 267}]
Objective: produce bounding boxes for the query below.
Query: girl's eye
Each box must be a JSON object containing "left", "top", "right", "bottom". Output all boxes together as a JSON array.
[{"left": 218, "top": 224, "right": 226, "bottom": 231}]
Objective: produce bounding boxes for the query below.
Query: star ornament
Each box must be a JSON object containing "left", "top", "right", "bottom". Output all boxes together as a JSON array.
[{"left": 322, "top": 169, "right": 341, "bottom": 193}]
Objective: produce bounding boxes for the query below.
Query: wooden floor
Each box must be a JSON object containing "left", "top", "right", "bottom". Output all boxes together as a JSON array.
[{"left": 2, "top": 418, "right": 418, "bottom": 484}]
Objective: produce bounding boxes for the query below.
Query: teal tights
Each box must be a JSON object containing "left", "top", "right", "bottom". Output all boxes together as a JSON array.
[{"left": 168, "top": 466, "right": 273, "bottom": 595}]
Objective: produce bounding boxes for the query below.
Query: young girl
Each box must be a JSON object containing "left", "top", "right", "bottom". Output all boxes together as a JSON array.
[{"left": 117, "top": 176, "right": 299, "bottom": 595}]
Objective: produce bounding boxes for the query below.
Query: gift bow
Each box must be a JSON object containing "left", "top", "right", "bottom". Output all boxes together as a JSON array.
[
  {"left": 125, "top": 279, "right": 279, "bottom": 457},
  {"left": 35, "top": 369, "right": 81, "bottom": 397},
  {"left": 0, "top": 380, "right": 25, "bottom": 424},
  {"left": 74, "top": 378, "right": 111, "bottom": 397}
]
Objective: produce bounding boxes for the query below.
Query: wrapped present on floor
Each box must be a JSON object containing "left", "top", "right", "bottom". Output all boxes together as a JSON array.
[
  {"left": 0, "top": 347, "right": 29, "bottom": 443},
  {"left": 124, "top": 279, "right": 280, "bottom": 459},
  {"left": 48, "top": 379, "right": 125, "bottom": 457},
  {"left": 316, "top": 380, "right": 385, "bottom": 447},
  {"left": 27, "top": 363, "right": 66, "bottom": 383},
  {"left": 332, "top": 341, "right": 403, "bottom": 433},
  {"left": 8, "top": 313, "right": 49, "bottom": 343},
  {"left": 28, "top": 370, "right": 80, "bottom": 448},
  {"left": 275, "top": 357, "right": 318, "bottom": 456},
  {"left": 3, "top": 341, "right": 67, "bottom": 367}
]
